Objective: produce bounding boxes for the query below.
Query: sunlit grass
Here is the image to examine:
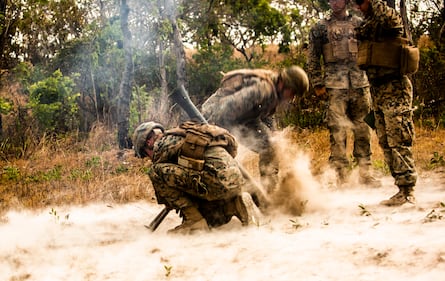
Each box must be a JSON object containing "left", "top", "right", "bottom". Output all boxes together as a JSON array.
[{"left": 1, "top": 125, "right": 444, "bottom": 215}]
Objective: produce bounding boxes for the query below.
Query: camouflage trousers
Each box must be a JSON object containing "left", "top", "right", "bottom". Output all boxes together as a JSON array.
[
  {"left": 148, "top": 146, "right": 244, "bottom": 210},
  {"left": 370, "top": 75, "right": 417, "bottom": 187},
  {"left": 326, "top": 87, "right": 372, "bottom": 173}
]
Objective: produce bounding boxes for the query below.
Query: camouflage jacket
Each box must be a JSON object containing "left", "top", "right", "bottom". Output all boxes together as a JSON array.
[
  {"left": 354, "top": 0, "right": 405, "bottom": 79},
  {"left": 307, "top": 13, "right": 369, "bottom": 89},
  {"left": 152, "top": 134, "right": 183, "bottom": 165},
  {"left": 201, "top": 69, "right": 279, "bottom": 127}
]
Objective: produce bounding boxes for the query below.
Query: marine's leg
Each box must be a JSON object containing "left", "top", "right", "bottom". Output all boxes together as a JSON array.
[
  {"left": 148, "top": 163, "right": 209, "bottom": 233},
  {"left": 349, "top": 87, "right": 381, "bottom": 187},
  {"left": 372, "top": 77, "right": 417, "bottom": 206},
  {"left": 327, "top": 88, "right": 350, "bottom": 186}
]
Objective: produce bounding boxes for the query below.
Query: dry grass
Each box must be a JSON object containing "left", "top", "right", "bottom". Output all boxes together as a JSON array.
[
  {"left": 289, "top": 125, "right": 445, "bottom": 177},
  {"left": 1, "top": 124, "right": 445, "bottom": 215},
  {"left": 0, "top": 124, "right": 156, "bottom": 214},
  {"left": 286, "top": 126, "right": 445, "bottom": 177}
]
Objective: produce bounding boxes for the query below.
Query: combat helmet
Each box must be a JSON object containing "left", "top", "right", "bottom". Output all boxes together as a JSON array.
[
  {"left": 133, "top": 121, "right": 164, "bottom": 158},
  {"left": 280, "top": 66, "right": 309, "bottom": 97}
]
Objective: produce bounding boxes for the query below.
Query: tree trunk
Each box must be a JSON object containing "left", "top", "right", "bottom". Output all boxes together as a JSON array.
[
  {"left": 117, "top": 0, "right": 133, "bottom": 149},
  {"left": 0, "top": 0, "right": 8, "bottom": 68},
  {"left": 167, "top": 1, "right": 186, "bottom": 94},
  {"left": 165, "top": 0, "right": 188, "bottom": 125},
  {"left": 440, "top": 4, "right": 445, "bottom": 45},
  {"left": 157, "top": 0, "right": 169, "bottom": 125},
  {"left": 400, "top": 0, "right": 412, "bottom": 42}
]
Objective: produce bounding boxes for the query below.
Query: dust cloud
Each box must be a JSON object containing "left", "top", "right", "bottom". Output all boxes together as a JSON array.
[
  {"left": 2, "top": 132, "right": 445, "bottom": 281},
  {"left": 270, "top": 129, "right": 326, "bottom": 216}
]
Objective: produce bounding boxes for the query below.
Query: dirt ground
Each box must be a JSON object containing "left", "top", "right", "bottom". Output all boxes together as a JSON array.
[{"left": 2, "top": 146, "right": 445, "bottom": 281}]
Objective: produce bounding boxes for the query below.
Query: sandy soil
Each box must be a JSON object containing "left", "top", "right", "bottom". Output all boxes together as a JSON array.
[{"left": 2, "top": 151, "right": 445, "bottom": 281}]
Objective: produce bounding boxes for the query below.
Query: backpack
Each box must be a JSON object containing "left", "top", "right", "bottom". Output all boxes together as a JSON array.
[{"left": 166, "top": 121, "right": 238, "bottom": 170}]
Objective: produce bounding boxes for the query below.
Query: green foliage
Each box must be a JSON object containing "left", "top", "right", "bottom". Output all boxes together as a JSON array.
[
  {"left": 12, "top": 62, "right": 35, "bottom": 87},
  {"left": 2, "top": 164, "right": 63, "bottom": 183},
  {"left": 409, "top": 0, "right": 445, "bottom": 128},
  {"left": 372, "top": 159, "right": 390, "bottom": 175},
  {"left": 68, "top": 156, "right": 128, "bottom": 180},
  {"left": 114, "top": 164, "right": 129, "bottom": 174},
  {"left": 1, "top": 0, "right": 89, "bottom": 68},
  {"left": 49, "top": 19, "right": 127, "bottom": 131},
  {"left": 1, "top": 0, "right": 444, "bottom": 158},
  {"left": 0, "top": 97, "right": 12, "bottom": 114},
  {"left": 414, "top": 46, "right": 445, "bottom": 127},
  {"left": 187, "top": 43, "right": 262, "bottom": 104},
  {"left": 85, "top": 156, "right": 102, "bottom": 168},
  {"left": 1, "top": 165, "right": 21, "bottom": 181},
  {"left": 68, "top": 168, "right": 93, "bottom": 181},
  {"left": 28, "top": 70, "right": 80, "bottom": 134},
  {"left": 182, "top": 0, "right": 300, "bottom": 62},
  {"left": 279, "top": 106, "right": 325, "bottom": 128},
  {"left": 248, "top": 1, "right": 287, "bottom": 37},
  {"left": 410, "top": 0, "right": 443, "bottom": 44},
  {"left": 25, "top": 165, "right": 62, "bottom": 183},
  {"left": 130, "top": 84, "right": 156, "bottom": 128},
  {"left": 140, "top": 166, "right": 151, "bottom": 174},
  {"left": 428, "top": 152, "right": 445, "bottom": 169},
  {"left": 0, "top": 106, "right": 37, "bottom": 160},
  {"left": 85, "top": 155, "right": 112, "bottom": 172}
]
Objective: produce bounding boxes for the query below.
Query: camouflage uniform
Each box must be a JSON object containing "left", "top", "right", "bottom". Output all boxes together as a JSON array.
[
  {"left": 148, "top": 123, "right": 245, "bottom": 227},
  {"left": 355, "top": 0, "right": 417, "bottom": 204},
  {"left": 201, "top": 69, "right": 280, "bottom": 193},
  {"left": 307, "top": 12, "right": 374, "bottom": 184}
]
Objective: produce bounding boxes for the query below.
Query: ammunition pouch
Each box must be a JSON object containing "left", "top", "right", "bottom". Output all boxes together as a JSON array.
[
  {"left": 322, "top": 38, "right": 358, "bottom": 63},
  {"left": 400, "top": 45, "right": 420, "bottom": 75},
  {"left": 357, "top": 40, "right": 419, "bottom": 75},
  {"left": 178, "top": 155, "right": 205, "bottom": 171},
  {"left": 178, "top": 130, "right": 210, "bottom": 171}
]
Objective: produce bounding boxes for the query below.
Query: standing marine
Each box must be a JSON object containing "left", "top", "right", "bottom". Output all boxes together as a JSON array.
[
  {"left": 307, "top": 0, "right": 380, "bottom": 187},
  {"left": 354, "top": 0, "right": 419, "bottom": 206}
]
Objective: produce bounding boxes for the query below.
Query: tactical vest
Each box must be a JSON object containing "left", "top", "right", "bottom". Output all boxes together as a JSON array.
[
  {"left": 322, "top": 20, "right": 358, "bottom": 63},
  {"left": 357, "top": 38, "right": 419, "bottom": 75},
  {"left": 166, "top": 121, "right": 238, "bottom": 171}
]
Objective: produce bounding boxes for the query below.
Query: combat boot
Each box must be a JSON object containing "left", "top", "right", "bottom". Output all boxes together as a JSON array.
[
  {"left": 227, "top": 192, "right": 262, "bottom": 226},
  {"left": 336, "top": 168, "right": 349, "bottom": 188},
  {"left": 379, "top": 186, "right": 416, "bottom": 206},
  {"left": 359, "top": 175, "right": 382, "bottom": 188},
  {"left": 404, "top": 185, "right": 416, "bottom": 204},
  {"left": 359, "top": 164, "right": 381, "bottom": 188},
  {"left": 168, "top": 206, "right": 210, "bottom": 234}
]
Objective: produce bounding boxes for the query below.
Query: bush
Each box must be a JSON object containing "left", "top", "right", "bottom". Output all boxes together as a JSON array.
[{"left": 28, "top": 70, "right": 80, "bottom": 134}]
